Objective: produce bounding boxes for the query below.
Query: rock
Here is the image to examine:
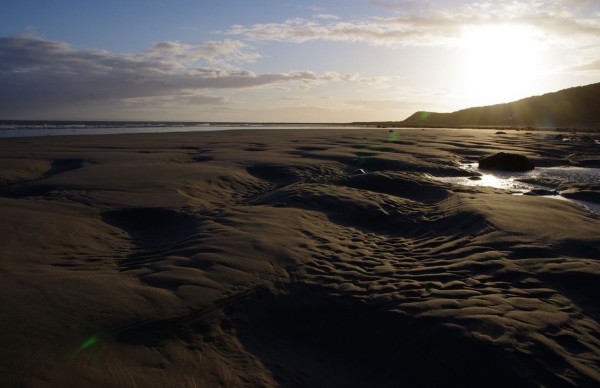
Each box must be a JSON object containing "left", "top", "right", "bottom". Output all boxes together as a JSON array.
[
  {"left": 561, "top": 191, "right": 600, "bottom": 204},
  {"left": 478, "top": 152, "right": 534, "bottom": 172},
  {"left": 524, "top": 189, "right": 558, "bottom": 196}
]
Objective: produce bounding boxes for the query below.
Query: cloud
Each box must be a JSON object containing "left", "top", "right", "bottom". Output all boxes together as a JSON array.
[
  {"left": 314, "top": 14, "right": 340, "bottom": 20},
  {"left": 368, "top": 0, "right": 425, "bottom": 12},
  {"left": 123, "top": 94, "right": 229, "bottom": 110},
  {"left": 140, "top": 39, "right": 262, "bottom": 69},
  {"left": 567, "top": 59, "right": 600, "bottom": 72},
  {"left": 345, "top": 98, "right": 428, "bottom": 114},
  {"left": 224, "top": 1, "right": 600, "bottom": 47},
  {"left": 223, "top": 18, "right": 444, "bottom": 46},
  {"left": 0, "top": 34, "right": 363, "bottom": 118},
  {"left": 345, "top": 99, "right": 406, "bottom": 110}
]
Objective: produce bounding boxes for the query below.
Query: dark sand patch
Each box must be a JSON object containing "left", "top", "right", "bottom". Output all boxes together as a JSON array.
[
  {"left": 341, "top": 171, "right": 450, "bottom": 202},
  {"left": 227, "top": 285, "right": 541, "bottom": 388},
  {"left": 102, "top": 207, "right": 204, "bottom": 270}
]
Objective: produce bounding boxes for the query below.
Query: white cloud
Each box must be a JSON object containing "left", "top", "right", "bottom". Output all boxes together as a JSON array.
[
  {"left": 224, "top": 1, "right": 600, "bottom": 48},
  {"left": 567, "top": 59, "right": 600, "bottom": 72},
  {"left": 139, "top": 39, "right": 261, "bottom": 70},
  {"left": 314, "top": 14, "right": 340, "bottom": 20},
  {"left": 345, "top": 99, "right": 406, "bottom": 110}
]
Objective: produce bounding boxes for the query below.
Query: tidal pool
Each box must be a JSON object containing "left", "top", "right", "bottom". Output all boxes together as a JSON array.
[{"left": 434, "top": 164, "right": 600, "bottom": 215}]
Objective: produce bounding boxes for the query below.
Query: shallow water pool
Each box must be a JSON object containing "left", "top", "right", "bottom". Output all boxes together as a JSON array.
[{"left": 433, "top": 164, "right": 600, "bottom": 215}]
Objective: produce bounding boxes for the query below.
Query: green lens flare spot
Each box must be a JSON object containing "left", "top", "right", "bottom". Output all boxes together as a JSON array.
[
  {"left": 387, "top": 131, "right": 398, "bottom": 142},
  {"left": 419, "top": 111, "right": 431, "bottom": 121},
  {"left": 79, "top": 336, "right": 99, "bottom": 351}
]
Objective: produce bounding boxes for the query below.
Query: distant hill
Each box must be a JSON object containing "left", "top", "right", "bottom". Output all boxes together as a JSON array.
[{"left": 401, "top": 83, "right": 600, "bottom": 129}]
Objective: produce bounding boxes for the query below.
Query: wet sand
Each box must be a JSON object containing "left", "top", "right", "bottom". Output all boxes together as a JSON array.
[{"left": 1, "top": 128, "right": 599, "bottom": 387}]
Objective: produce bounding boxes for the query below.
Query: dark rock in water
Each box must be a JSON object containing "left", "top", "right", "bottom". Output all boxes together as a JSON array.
[
  {"left": 524, "top": 189, "right": 558, "bottom": 196},
  {"left": 495, "top": 131, "right": 507, "bottom": 135},
  {"left": 479, "top": 152, "right": 534, "bottom": 172},
  {"left": 561, "top": 190, "right": 600, "bottom": 204},
  {"left": 468, "top": 176, "right": 482, "bottom": 181},
  {"left": 352, "top": 168, "right": 367, "bottom": 175}
]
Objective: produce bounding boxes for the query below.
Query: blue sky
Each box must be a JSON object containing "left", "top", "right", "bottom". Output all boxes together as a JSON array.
[{"left": 1, "top": 0, "right": 599, "bottom": 121}]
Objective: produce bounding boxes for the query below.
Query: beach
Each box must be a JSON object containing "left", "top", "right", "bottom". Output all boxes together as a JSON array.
[{"left": 1, "top": 127, "right": 599, "bottom": 387}]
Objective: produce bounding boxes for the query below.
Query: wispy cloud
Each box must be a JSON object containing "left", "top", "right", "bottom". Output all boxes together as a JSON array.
[
  {"left": 368, "top": 0, "right": 425, "bottom": 12},
  {"left": 223, "top": 17, "right": 451, "bottom": 46},
  {"left": 224, "top": 1, "right": 600, "bottom": 47},
  {"left": 123, "top": 94, "right": 229, "bottom": 110},
  {"left": 140, "top": 39, "right": 261, "bottom": 69},
  {"left": 314, "top": 14, "right": 340, "bottom": 20},
  {"left": 0, "top": 34, "right": 368, "bottom": 117},
  {"left": 568, "top": 59, "right": 600, "bottom": 72},
  {"left": 346, "top": 99, "right": 408, "bottom": 110}
]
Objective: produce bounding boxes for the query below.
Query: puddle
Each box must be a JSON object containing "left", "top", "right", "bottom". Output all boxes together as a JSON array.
[
  {"left": 531, "top": 166, "right": 600, "bottom": 184},
  {"left": 433, "top": 163, "right": 600, "bottom": 215}
]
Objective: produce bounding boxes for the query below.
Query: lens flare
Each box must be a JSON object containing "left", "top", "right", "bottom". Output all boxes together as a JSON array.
[{"left": 79, "top": 336, "right": 99, "bottom": 351}]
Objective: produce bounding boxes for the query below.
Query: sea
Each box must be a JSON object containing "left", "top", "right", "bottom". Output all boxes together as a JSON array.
[{"left": 0, "top": 121, "right": 358, "bottom": 138}]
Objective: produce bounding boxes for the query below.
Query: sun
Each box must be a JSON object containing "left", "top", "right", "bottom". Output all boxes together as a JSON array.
[{"left": 459, "top": 24, "right": 543, "bottom": 105}]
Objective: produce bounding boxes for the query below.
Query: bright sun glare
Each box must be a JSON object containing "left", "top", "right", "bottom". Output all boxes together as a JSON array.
[{"left": 459, "top": 24, "right": 543, "bottom": 105}]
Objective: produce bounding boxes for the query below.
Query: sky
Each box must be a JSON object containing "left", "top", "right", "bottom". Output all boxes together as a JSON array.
[{"left": 1, "top": 0, "right": 599, "bottom": 122}]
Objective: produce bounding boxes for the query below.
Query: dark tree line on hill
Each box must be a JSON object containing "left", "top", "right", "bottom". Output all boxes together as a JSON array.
[{"left": 398, "top": 83, "right": 600, "bottom": 129}]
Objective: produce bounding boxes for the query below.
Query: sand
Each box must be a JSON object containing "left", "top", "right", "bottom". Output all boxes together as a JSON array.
[{"left": 0, "top": 127, "right": 599, "bottom": 387}]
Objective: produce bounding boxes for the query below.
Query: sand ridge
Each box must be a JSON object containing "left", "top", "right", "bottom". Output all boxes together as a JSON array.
[{"left": 0, "top": 128, "right": 599, "bottom": 387}]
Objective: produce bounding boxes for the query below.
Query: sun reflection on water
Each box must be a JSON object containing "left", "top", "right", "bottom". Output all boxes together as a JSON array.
[{"left": 433, "top": 164, "right": 600, "bottom": 214}]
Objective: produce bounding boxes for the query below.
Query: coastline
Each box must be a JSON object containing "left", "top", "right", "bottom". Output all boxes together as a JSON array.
[
  {"left": 2, "top": 119, "right": 599, "bottom": 140},
  {"left": 0, "top": 122, "right": 360, "bottom": 139}
]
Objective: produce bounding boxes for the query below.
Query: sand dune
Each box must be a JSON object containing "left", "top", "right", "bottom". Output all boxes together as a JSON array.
[{"left": 1, "top": 128, "right": 599, "bottom": 387}]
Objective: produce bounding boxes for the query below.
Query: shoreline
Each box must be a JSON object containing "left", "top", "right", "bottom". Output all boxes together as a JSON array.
[
  {"left": 1, "top": 119, "right": 599, "bottom": 140},
  {"left": 0, "top": 123, "right": 362, "bottom": 139}
]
